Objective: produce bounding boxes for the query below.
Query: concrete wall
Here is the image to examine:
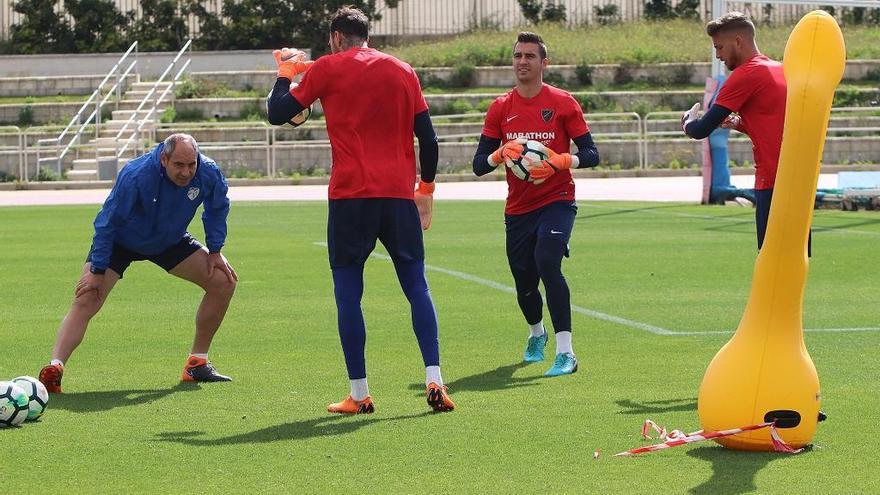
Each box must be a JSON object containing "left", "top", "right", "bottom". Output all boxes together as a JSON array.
[
  {"left": 3, "top": 57, "right": 877, "bottom": 91},
  {"left": 0, "top": 50, "right": 279, "bottom": 78},
  {"left": 0, "top": 74, "right": 138, "bottom": 97}
]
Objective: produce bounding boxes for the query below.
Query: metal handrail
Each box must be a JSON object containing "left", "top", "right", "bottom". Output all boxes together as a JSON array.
[
  {"left": 117, "top": 58, "right": 192, "bottom": 159},
  {"left": 114, "top": 40, "right": 192, "bottom": 160},
  {"left": 0, "top": 126, "right": 23, "bottom": 180},
  {"left": 45, "top": 42, "right": 139, "bottom": 170}
]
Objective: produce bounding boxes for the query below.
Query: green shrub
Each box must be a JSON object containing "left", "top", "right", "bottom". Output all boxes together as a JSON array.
[
  {"left": 17, "top": 106, "right": 34, "bottom": 126},
  {"left": 32, "top": 166, "right": 61, "bottom": 181},
  {"left": 448, "top": 64, "right": 477, "bottom": 88},
  {"left": 416, "top": 70, "right": 448, "bottom": 89},
  {"left": 575, "top": 64, "right": 594, "bottom": 86},
  {"left": 175, "top": 77, "right": 233, "bottom": 99},
  {"left": 613, "top": 63, "right": 637, "bottom": 85},
  {"left": 160, "top": 107, "right": 177, "bottom": 123},
  {"left": 593, "top": 4, "right": 620, "bottom": 25},
  {"left": 542, "top": 70, "right": 569, "bottom": 89},
  {"left": 174, "top": 108, "right": 205, "bottom": 122},
  {"left": 0, "top": 170, "right": 16, "bottom": 182},
  {"left": 447, "top": 98, "right": 475, "bottom": 114},
  {"left": 239, "top": 101, "right": 264, "bottom": 121},
  {"left": 833, "top": 86, "right": 874, "bottom": 107},
  {"left": 476, "top": 98, "right": 495, "bottom": 113}
]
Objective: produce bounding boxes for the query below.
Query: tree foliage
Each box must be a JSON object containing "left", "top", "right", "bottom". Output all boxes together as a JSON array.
[
  {"left": 518, "top": 0, "right": 568, "bottom": 24},
  {"left": 9, "top": 0, "right": 74, "bottom": 53}
]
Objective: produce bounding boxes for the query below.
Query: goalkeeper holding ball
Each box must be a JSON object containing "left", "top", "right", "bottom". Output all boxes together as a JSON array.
[
  {"left": 472, "top": 32, "right": 599, "bottom": 377},
  {"left": 267, "top": 7, "right": 454, "bottom": 414}
]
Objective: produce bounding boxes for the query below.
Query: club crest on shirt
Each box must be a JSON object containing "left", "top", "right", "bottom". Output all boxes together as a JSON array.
[
  {"left": 541, "top": 109, "right": 554, "bottom": 123},
  {"left": 187, "top": 187, "right": 200, "bottom": 201}
]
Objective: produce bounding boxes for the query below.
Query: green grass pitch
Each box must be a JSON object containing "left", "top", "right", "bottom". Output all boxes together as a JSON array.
[{"left": 1, "top": 200, "right": 878, "bottom": 493}]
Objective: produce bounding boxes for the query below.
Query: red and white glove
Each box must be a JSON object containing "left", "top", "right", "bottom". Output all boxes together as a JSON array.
[
  {"left": 528, "top": 145, "right": 578, "bottom": 182},
  {"left": 488, "top": 137, "right": 527, "bottom": 167},
  {"left": 414, "top": 180, "right": 434, "bottom": 230},
  {"left": 273, "top": 48, "right": 313, "bottom": 80}
]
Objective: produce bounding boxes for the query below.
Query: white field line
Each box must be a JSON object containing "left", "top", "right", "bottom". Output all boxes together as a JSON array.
[{"left": 314, "top": 242, "right": 878, "bottom": 336}]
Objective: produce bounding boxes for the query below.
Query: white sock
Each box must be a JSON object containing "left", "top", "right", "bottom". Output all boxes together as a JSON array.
[
  {"left": 425, "top": 365, "right": 443, "bottom": 387},
  {"left": 528, "top": 321, "right": 545, "bottom": 338},
  {"left": 555, "top": 331, "right": 573, "bottom": 355},
  {"left": 50, "top": 359, "right": 64, "bottom": 367},
  {"left": 189, "top": 353, "right": 209, "bottom": 360},
  {"left": 350, "top": 378, "right": 370, "bottom": 401}
]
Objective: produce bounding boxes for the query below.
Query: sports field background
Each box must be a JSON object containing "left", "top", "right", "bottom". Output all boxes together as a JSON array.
[{"left": 1, "top": 200, "right": 878, "bottom": 493}]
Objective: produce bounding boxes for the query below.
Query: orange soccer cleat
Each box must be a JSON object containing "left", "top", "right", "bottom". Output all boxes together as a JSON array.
[
  {"left": 327, "top": 395, "right": 375, "bottom": 414},
  {"left": 38, "top": 363, "right": 64, "bottom": 393},
  {"left": 181, "top": 356, "right": 232, "bottom": 382},
  {"left": 426, "top": 382, "right": 455, "bottom": 412}
]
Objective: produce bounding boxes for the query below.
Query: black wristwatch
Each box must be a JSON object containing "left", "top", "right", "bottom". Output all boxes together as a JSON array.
[{"left": 90, "top": 266, "right": 106, "bottom": 275}]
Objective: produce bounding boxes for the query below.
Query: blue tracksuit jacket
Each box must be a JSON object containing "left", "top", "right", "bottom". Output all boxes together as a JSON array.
[{"left": 89, "top": 143, "right": 230, "bottom": 271}]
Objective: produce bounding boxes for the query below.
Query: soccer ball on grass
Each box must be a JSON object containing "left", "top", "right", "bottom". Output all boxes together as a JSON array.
[
  {"left": 12, "top": 376, "right": 49, "bottom": 421},
  {"left": 0, "top": 381, "right": 30, "bottom": 427}
]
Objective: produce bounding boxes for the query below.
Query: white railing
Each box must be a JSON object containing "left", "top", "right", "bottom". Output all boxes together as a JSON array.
[
  {"left": 6, "top": 108, "right": 880, "bottom": 180},
  {"left": 34, "top": 41, "right": 138, "bottom": 177},
  {"left": 112, "top": 39, "right": 193, "bottom": 163},
  {"left": 153, "top": 121, "right": 274, "bottom": 177}
]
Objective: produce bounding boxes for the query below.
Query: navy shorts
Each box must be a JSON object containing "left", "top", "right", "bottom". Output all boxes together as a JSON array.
[
  {"left": 327, "top": 198, "right": 424, "bottom": 269},
  {"left": 86, "top": 233, "right": 204, "bottom": 278},
  {"left": 505, "top": 200, "right": 577, "bottom": 266}
]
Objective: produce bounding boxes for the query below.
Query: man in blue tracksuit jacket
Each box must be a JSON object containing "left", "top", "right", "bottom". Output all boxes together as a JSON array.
[{"left": 38, "top": 134, "right": 238, "bottom": 393}]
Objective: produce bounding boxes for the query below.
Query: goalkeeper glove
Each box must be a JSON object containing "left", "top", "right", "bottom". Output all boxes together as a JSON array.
[
  {"left": 721, "top": 113, "right": 742, "bottom": 130},
  {"left": 528, "top": 146, "right": 578, "bottom": 182},
  {"left": 414, "top": 180, "right": 435, "bottom": 230},
  {"left": 273, "top": 48, "right": 313, "bottom": 80},
  {"left": 680, "top": 102, "right": 701, "bottom": 133},
  {"left": 488, "top": 137, "right": 526, "bottom": 168}
]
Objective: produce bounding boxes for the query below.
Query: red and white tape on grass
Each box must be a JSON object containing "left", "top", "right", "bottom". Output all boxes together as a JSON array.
[{"left": 614, "top": 419, "right": 803, "bottom": 457}]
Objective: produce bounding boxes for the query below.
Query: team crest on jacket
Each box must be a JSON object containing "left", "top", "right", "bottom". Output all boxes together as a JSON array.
[
  {"left": 187, "top": 187, "right": 200, "bottom": 201},
  {"left": 541, "top": 109, "right": 554, "bottom": 123}
]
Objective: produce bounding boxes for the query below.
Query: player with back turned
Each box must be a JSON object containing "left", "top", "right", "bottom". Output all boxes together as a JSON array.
[
  {"left": 472, "top": 32, "right": 600, "bottom": 377},
  {"left": 267, "top": 7, "right": 454, "bottom": 414},
  {"left": 681, "top": 12, "right": 810, "bottom": 254}
]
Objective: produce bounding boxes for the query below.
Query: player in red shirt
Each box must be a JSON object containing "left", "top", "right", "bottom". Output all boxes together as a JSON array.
[
  {"left": 682, "top": 12, "right": 806, "bottom": 252},
  {"left": 267, "top": 7, "right": 454, "bottom": 414},
  {"left": 472, "top": 32, "right": 599, "bottom": 377}
]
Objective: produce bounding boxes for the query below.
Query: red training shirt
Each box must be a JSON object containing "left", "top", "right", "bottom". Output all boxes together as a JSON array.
[
  {"left": 482, "top": 83, "right": 589, "bottom": 215},
  {"left": 292, "top": 47, "right": 427, "bottom": 200},
  {"left": 714, "top": 54, "right": 786, "bottom": 190}
]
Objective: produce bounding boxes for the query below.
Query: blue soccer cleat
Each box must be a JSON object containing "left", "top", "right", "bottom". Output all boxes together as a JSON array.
[
  {"left": 524, "top": 332, "right": 548, "bottom": 362},
  {"left": 545, "top": 352, "right": 578, "bottom": 377}
]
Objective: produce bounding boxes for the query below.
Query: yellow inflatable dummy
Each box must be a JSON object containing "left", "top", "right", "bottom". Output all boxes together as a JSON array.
[{"left": 697, "top": 11, "right": 845, "bottom": 451}]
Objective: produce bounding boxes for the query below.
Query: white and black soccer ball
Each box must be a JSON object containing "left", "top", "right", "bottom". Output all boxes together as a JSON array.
[
  {"left": 0, "top": 381, "right": 30, "bottom": 427},
  {"left": 505, "top": 139, "right": 549, "bottom": 183},
  {"left": 12, "top": 376, "right": 48, "bottom": 421},
  {"left": 267, "top": 86, "right": 311, "bottom": 128}
]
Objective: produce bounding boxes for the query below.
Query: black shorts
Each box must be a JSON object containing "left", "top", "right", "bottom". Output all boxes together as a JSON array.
[
  {"left": 755, "top": 188, "right": 811, "bottom": 256},
  {"left": 327, "top": 198, "right": 424, "bottom": 269},
  {"left": 86, "top": 233, "right": 204, "bottom": 278},
  {"left": 505, "top": 200, "right": 577, "bottom": 265}
]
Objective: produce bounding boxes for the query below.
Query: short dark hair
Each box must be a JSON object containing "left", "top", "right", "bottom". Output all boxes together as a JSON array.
[
  {"left": 706, "top": 12, "right": 755, "bottom": 38},
  {"left": 514, "top": 31, "right": 547, "bottom": 59},
  {"left": 330, "top": 6, "right": 369, "bottom": 40}
]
